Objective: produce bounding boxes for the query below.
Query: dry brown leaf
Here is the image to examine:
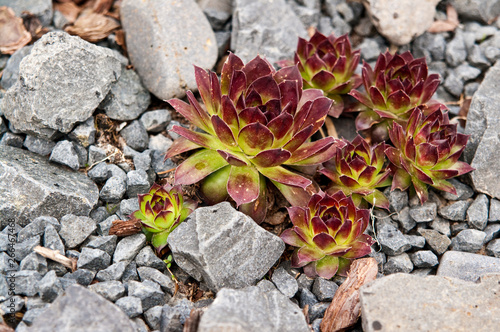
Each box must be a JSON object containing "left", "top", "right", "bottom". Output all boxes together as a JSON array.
[
  {"left": 65, "top": 9, "right": 120, "bottom": 42},
  {"left": 114, "top": 28, "right": 126, "bottom": 52},
  {"left": 0, "top": 6, "right": 31, "bottom": 55},
  {"left": 21, "top": 12, "right": 49, "bottom": 41},
  {"left": 93, "top": 0, "right": 113, "bottom": 14},
  {"left": 54, "top": 1, "right": 82, "bottom": 24},
  {"left": 428, "top": 4, "right": 459, "bottom": 33}
]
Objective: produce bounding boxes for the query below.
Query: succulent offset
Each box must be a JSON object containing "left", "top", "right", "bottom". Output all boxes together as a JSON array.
[
  {"left": 131, "top": 184, "right": 197, "bottom": 253},
  {"left": 166, "top": 53, "right": 339, "bottom": 223},
  {"left": 320, "top": 135, "right": 392, "bottom": 209},
  {"left": 280, "top": 191, "right": 374, "bottom": 279},
  {"left": 385, "top": 107, "right": 474, "bottom": 204},
  {"left": 292, "top": 31, "right": 361, "bottom": 117},
  {"left": 350, "top": 51, "right": 441, "bottom": 142}
]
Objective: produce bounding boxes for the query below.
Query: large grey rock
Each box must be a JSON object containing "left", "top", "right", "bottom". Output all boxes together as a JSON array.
[
  {"left": 198, "top": 286, "right": 309, "bottom": 332},
  {"left": 99, "top": 67, "right": 151, "bottom": 121},
  {"left": 464, "top": 61, "right": 500, "bottom": 199},
  {"left": 121, "top": 0, "right": 217, "bottom": 100},
  {"left": 437, "top": 251, "right": 500, "bottom": 281},
  {"left": 363, "top": 0, "right": 440, "bottom": 45},
  {"left": 360, "top": 273, "right": 500, "bottom": 332},
  {"left": 168, "top": 202, "right": 285, "bottom": 292},
  {"left": 1, "top": 32, "right": 121, "bottom": 140},
  {"left": 0, "top": 45, "right": 33, "bottom": 90},
  {"left": 231, "top": 0, "right": 307, "bottom": 64},
  {"left": 451, "top": 0, "right": 500, "bottom": 24},
  {"left": 0, "top": 146, "right": 98, "bottom": 227},
  {"left": 29, "top": 285, "right": 136, "bottom": 332},
  {"left": 0, "top": 0, "right": 53, "bottom": 26}
]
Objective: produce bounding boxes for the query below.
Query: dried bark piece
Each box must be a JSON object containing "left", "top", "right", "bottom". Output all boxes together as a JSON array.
[
  {"left": 109, "top": 218, "right": 142, "bottom": 237},
  {"left": 428, "top": 4, "right": 459, "bottom": 33},
  {"left": 320, "top": 258, "right": 378, "bottom": 332},
  {"left": 93, "top": 0, "right": 114, "bottom": 14},
  {"left": 183, "top": 308, "right": 203, "bottom": 332},
  {"left": 54, "top": 1, "right": 82, "bottom": 24},
  {"left": 65, "top": 9, "right": 120, "bottom": 43},
  {"left": 0, "top": 6, "right": 31, "bottom": 54},
  {"left": 33, "top": 246, "right": 78, "bottom": 272}
]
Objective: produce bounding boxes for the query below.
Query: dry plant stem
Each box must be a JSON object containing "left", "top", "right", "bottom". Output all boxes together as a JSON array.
[
  {"left": 33, "top": 246, "right": 77, "bottom": 272},
  {"left": 86, "top": 150, "right": 118, "bottom": 171},
  {"left": 324, "top": 117, "right": 338, "bottom": 139},
  {"left": 108, "top": 219, "right": 142, "bottom": 237},
  {"left": 320, "top": 258, "right": 378, "bottom": 332}
]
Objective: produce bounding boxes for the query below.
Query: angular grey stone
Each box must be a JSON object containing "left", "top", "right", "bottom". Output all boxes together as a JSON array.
[
  {"left": 466, "top": 194, "right": 489, "bottom": 230},
  {"left": 383, "top": 253, "right": 413, "bottom": 274},
  {"left": 137, "top": 267, "right": 175, "bottom": 294},
  {"left": 0, "top": 0, "right": 53, "bottom": 26},
  {"left": 126, "top": 170, "right": 150, "bottom": 198},
  {"left": 430, "top": 216, "right": 451, "bottom": 236},
  {"left": 140, "top": 110, "right": 171, "bottom": 133},
  {"left": 484, "top": 224, "right": 500, "bottom": 243},
  {"left": 404, "top": 235, "right": 425, "bottom": 249},
  {"left": 144, "top": 305, "right": 163, "bottom": 330},
  {"left": 159, "top": 305, "right": 184, "bottom": 332},
  {"left": 88, "top": 280, "right": 125, "bottom": 302},
  {"left": 90, "top": 206, "right": 110, "bottom": 223},
  {"left": 437, "top": 250, "right": 500, "bottom": 281},
  {"left": 86, "top": 235, "right": 117, "bottom": 257},
  {"left": 88, "top": 162, "right": 111, "bottom": 183},
  {"left": 12, "top": 270, "right": 42, "bottom": 296},
  {"left": 99, "top": 67, "right": 150, "bottom": 121},
  {"left": 271, "top": 266, "right": 298, "bottom": 298},
  {"left": 1, "top": 32, "right": 121, "bottom": 140},
  {"left": 445, "top": 29, "right": 467, "bottom": 67},
  {"left": 464, "top": 81, "right": 480, "bottom": 97},
  {"left": 312, "top": 278, "right": 338, "bottom": 302},
  {"left": 358, "top": 38, "right": 383, "bottom": 61},
  {"left": 387, "top": 189, "right": 408, "bottom": 213},
  {"left": 116, "top": 296, "right": 143, "bottom": 318},
  {"left": 419, "top": 229, "right": 451, "bottom": 255},
  {"left": 22, "top": 307, "right": 47, "bottom": 326},
  {"left": 215, "top": 30, "right": 231, "bottom": 57},
  {"left": 454, "top": 63, "right": 482, "bottom": 81},
  {"left": 451, "top": 229, "right": 486, "bottom": 252},
  {"left": 17, "top": 216, "right": 59, "bottom": 242},
  {"left": 443, "top": 71, "right": 464, "bottom": 97},
  {"left": 88, "top": 145, "right": 107, "bottom": 166},
  {"left": 19, "top": 252, "right": 48, "bottom": 274},
  {"left": 200, "top": 0, "right": 232, "bottom": 30},
  {"left": 391, "top": 206, "right": 416, "bottom": 232},
  {"left": 135, "top": 246, "right": 165, "bottom": 270},
  {"left": 59, "top": 214, "right": 96, "bottom": 249},
  {"left": 29, "top": 284, "right": 135, "bottom": 331},
  {"left": 166, "top": 297, "right": 193, "bottom": 324},
  {"left": 25, "top": 296, "right": 47, "bottom": 310},
  {"left": 409, "top": 250, "right": 439, "bottom": 268},
  {"left": 127, "top": 280, "right": 165, "bottom": 311},
  {"left": 97, "top": 214, "right": 119, "bottom": 236},
  {"left": 441, "top": 179, "right": 474, "bottom": 201},
  {"left": 360, "top": 273, "right": 500, "bottom": 332},
  {"left": 198, "top": 286, "right": 309, "bottom": 332},
  {"left": 412, "top": 32, "right": 445, "bottom": 62},
  {"left": 450, "top": 222, "right": 470, "bottom": 237},
  {"left": 121, "top": 0, "right": 217, "bottom": 100},
  {"left": 13, "top": 236, "right": 40, "bottom": 262},
  {"left": 68, "top": 117, "right": 95, "bottom": 148},
  {"left": 0, "top": 252, "right": 18, "bottom": 275},
  {"left": 377, "top": 224, "right": 411, "bottom": 256},
  {"left": 451, "top": 0, "right": 500, "bottom": 23},
  {"left": 132, "top": 150, "right": 151, "bottom": 171},
  {"left": 168, "top": 202, "right": 285, "bottom": 292},
  {"left": 486, "top": 239, "right": 500, "bottom": 257},
  {"left": 47, "top": 260, "right": 68, "bottom": 276},
  {"left": 489, "top": 198, "right": 500, "bottom": 222},
  {"left": 113, "top": 233, "right": 147, "bottom": 263},
  {"left": 96, "top": 261, "right": 128, "bottom": 282},
  {"left": 0, "top": 295, "right": 24, "bottom": 314},
  {"left": 63, "top": 269, "right": 95, "bottom": 286},
  {"left": 0, "top": 45, "right": 33, "bottom": 90},
  {"left": 409, "top": 203, "right": 437, "bottom": 222},
  {"left": 72, "top": 142, "right": 88, "bottom": 168},
  {"left": 37, "top": 270, "right": 63, "bottom": 302},
  {"left": 120, "top": 121, "right": 149, "bottom": 152},
  {"left": 296, "top": 273, "right": 314, "bottom": 291},
  {"left": 0, "top": 132, "right": 24, "bottom": 148},
  {"left": 23, "top": 134, "right": 56, "bottom": 156},
  {"left": 309, "top": 302, "right": 329, "bottom": 322},
  {"left": 148, "top": 134, "right": 173, "bottom": 154},
  {"left": 122, "top": 261, "right": 139, "bottom": 282},
  {"left": 439, "top": 200, "right": 471, "bottom": 221},
  {"left": 151, "top": 151, "right": 176, "bottom": 178},
  {"left": 100, "top": 176, "right": 127, "bottom": 203},
  {"left": 257, "top": 279, "right": 277, "bottom": 292},
  {"left": 44, "top": 224, "right": 65, "bottom": 254},
  {"left": 298, "top": 287, "right": 318, "bottom": 309},
  {"left": 0, "top": 147, "right": 98, "bottom": 227},
  {"left": 231, "top": 0, "right": 307, "bottom": 64},
  {"left": 77, "top": 248, "right": 111, "bottom": 271}
]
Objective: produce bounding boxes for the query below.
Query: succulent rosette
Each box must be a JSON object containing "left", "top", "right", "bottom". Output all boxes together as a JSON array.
[
  {"left": 320, "top": 135, "right": 392, "bottom": 209},
  {"left": 350, "top": 51, "right": 442, "bottom": 142},
  {"left": 292, "top": 31, "right": 361, "bottom": 117},
  {"left": 385, "top": 107, "right": 474, "bottom": 203},
  {"left": 166, "top": 54, "right": 339, "bottom": 223},
  {"left": 131, "top": 184, "right": 197, "bottom": 253},
  {"left": 280, "top": 191, "right": 374, "bottom": 278}
]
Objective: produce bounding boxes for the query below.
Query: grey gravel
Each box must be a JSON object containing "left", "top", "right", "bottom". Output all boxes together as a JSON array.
[
  {"left": 113, "top": 233, "right": 147, "bottom": 263},
  {"left": 144, "top": 305, "right": 163, "bottom": 330},
  {"left": 22, "top": 307, "right": 47, "bottom": 326},
  {"left": 384, "top": 253, "right": 414, "bottom": 274},
  {"left": 37, "top": 270, "right": 64, "bottom": 302},
  {"left": 44, "top": 224, "right": 65, "bottom": 254},
  {"left": 271, "top": 266, "right": 298, "bottom": 298},
  {"left": 133, "top": 150, "right": 152, "bottom": 171},
  {"left": 116, "top": 296, "right": 143, "bottom": 318},
  {"left": 409, "top": 250, "right": 439, "bottom": 268},
  {"left": 0, "top": 45, "right": 33, "bottom": 90},
  {"left": 430, "top": 217, "right": 451, "bottom": 236},
  {"left": 419, "top": 229, "right": 451, "bottom": 255},
  {"left": 68, "top": 117, "right": 95, "bottom": 148},
  {"left": 309, "top": 302, "right": 330, "bottom": 322},
  {"left": 63, "top": 269, "right": 95, "bottom": 286},
  {"left": 392, "top": 207, "right": 416, "bottom": 232},
  {"left": 59, "top": 214, "right": 96, "bottom": 249},
  {"left": 86, "top": 235, "right": 117, "bottom": 257},
  {"left": 451, "top": 222, "right": 469, "bottom": 236},
  {"left": 48, "top": 140, "right": 80, "bottom": 171},
  {"left": 23, "top": 135, "right": 56, "bottom": 156},
  {"left": 77, "top": 248, "right": 111, "bottom": 271},
  {"left": 126, "top": 170, "right": 150, "bottom": 198},
  {"left": 12, "top": 270, "right": 42, "bottom": 296},
  {"left": 88, "top": 162, "right": 112, "bottom": 183},
  {"left": 88, "top": 280, "right": 126, "bottom": 302},
  {"left": 120, "top": 120, "right": 149, "bottom": 152},
  {"left": 486, "top": 239, "right": 500, "bottom": 257},
  {"left": 298, "top": 287, "right": 318, "bottom": 309},
  {"left": 489, "top": 199, "right": 500, "bottom": 222},
  {"left": 100, "top": 176, "right": 127, "bottom": 203},
  {"left": 404, "top": 235, "right": 426, "bottom": 249},
  {"left": 151, "top": 151, "right": 176, "bottom": 178},
  {"left": 17, "top": 216, "right": 59, "bottom": 242},
  {"left": 439, "top": 200, "right": 471, "bottom": 221},
  {"left": 13, "top": 236, "right": 40, "bottom": 261},
  {"left": 484, "top": 224, "right": 500, "bottom": 243},
  {"left": 312, "top": 278, "right": 338, "bottom": 302},
  {"left": 467, "top": 194, "right": 489, "bottom": 230},
  {"left": 97, "top": 215, "right": 119, "bottom": 236},
  {"left": 445, "top": 29, "right": 467, "bottom": 67},
  {"left": 127, "top": 280, "right": 165, "bottom": 311},
  {"left": 135, "top": 246, "right": 165, "bottom": 270},
  {"left": 451, "top": 229, "right": 486, "bottom": 252},
  {"left": 409, "top": 203, "right": 437, "bottom": 222},
  {"left": 137, "top": 267, "right": 175, "bottom": 294},
  {"left": 122, "top": 261, "right": 139, "bottom": 282},
  {"left": 441, "top": 179, "right": 474, "bottom": 201},
  {"left": 0, "top": 132, "right": 24, "bottom": 148},
  {"left": 90, "top": 206, "right": 110, "bottom": 223},
  {"left": 387, "top": 189, "right": 408, "bottom": 213},
  {"left": 297, "top": 274, "right": 314, "bottom": 291},
  {"left": 148, "top": 134, "right": 173, "bottom": 154},
  {"left": 96, "top": 261, "right": 128, "bottom": 282},
  {"left": 88, "top": 146, "right": 107, "bottom": 166},
  {"left": 377, "top": 224, "right": 411, "bottom": 256},
  {"left": 140, "top": 110, "right": 171, "bottom": 133},
  {"left": 443, "top": 71, "right": 464, "bottom": 97},
  {"left": 19, "top": 252, "right": 48, "bottom": 275},
  {"left": 257, "top": 279, "right": 277, "bottom": 292}
]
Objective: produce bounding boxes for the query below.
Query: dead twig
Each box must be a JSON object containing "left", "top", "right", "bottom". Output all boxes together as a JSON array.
[
  {"left": 34, "top": 246, "right": 77, "bottom": 272},
  {"left": 108, "top": 218, "right": 142, "bottom": 237},
  {"left": 86, "top": 150, "right": 119, "bottom": 171}
]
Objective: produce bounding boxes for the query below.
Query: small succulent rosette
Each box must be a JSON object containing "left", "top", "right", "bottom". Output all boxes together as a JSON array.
[
  {"left": 131, "top": 184, "right": 197, "bottom": 253},
  {"left": 320, "top": 135, "right": 392, "bottom": 209},
  {"left": 350, "top": 51, "right": 442, "bottom": 142},
  {"left": 291, "top": 30, "right": 361, "bottom": 117},
  {"left": 280, "top": 191, "right": 375, "bottom": 279},
  {"left": 166, "top": 53, "right": 341, "bottom": 223},
  {"left": 385, "top": 107, "right": 474, "bottom": 203}
]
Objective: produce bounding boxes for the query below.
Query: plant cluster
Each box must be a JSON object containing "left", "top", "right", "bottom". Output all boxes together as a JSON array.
[{"left": 133, "top": 30, "right": 473, "bottom": 279}]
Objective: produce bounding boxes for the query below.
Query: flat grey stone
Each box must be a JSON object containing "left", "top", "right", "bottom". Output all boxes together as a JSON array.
[
  {"left": 88, "top": 280, "right": 126, "bottom": 302},
  {"left": 88, "top": 145, "right": 107, "bottom": 166},
  {"left": 271, "top": 266, "right": 298, "bottom": 298},
  {"left": 137, "top": 267, "right": 175, "bottom": 294},
  {"left": 430, "top": 217, "right": 451, "bottom": 236},
  {"left": 88, "top": 162, "right": 112, "bottom": 183},
  {"left": 489, "top": 198, "right": 500, "bottom": 222},
  {"left": 312, "top": 278, "right": 338, "bottom": 301},
  {"left": 12, "top": 270, "right": 42, "bottom": 296},
  {"left": 100, "top": 176, "right": 127, "bottom": 203},
  {"left": 359, "top": 273, "right": 500, "bottom": 332},
  {"left": 198, "top": 286, "right": 309, "bottom": 332},
  {"left": 168, "top": 202, "right": 285, "bottom": 292},
  {"left": 115, "top": 296, "right": 143, "bottom": 318},
  {"left": 409, "top": 203, "right": 437, "bottom": 222},
  {"left": 13, "top": 236, "right": 40, "bottom": 261},
  {"left": 409, "top": 250, "right": 439, "bottom": 268},
  {"left": 29, "top": 284, "right": 135, "bottom": 331},
  {"left": 257, "top": 279, "right": 277, "bottom": 292},
  {"left": 77, "top": 248, "right": 111, "bottom": 271},
  {"left": 113, "top": 233, "right": 147, "bottom": 263},
  {"left": 484, "top": 224, "right": 500, "bottom": 243},
  {"left": 467, "top": 194, "right": 489, "bottom": 230},
  {"left": 148, "top": 134, "right": 173, "bottom": 155},
  {"left": 86, "top": 235, "right": 117, "bottom": 257},
  {"left": 441, "top": 179, "right": 474, "bottom": 201},
  {"left": 0, "top": 132, "right": 24, "bottom": 148},
  {"left": 121, "top": 0, "right": 217, "bottom": 100},
  {"left": 0, "top": 45, "right": 33, "bottom": 90},
  {"left": 127, "top": 280, "right": 165, "bottom": 311},
  {"left": 140, "top": 110, "right": 171, "bottom": 133},
  {"left": 126, "top": 170, "right": 150, "bottom": 198},
  {"left": 95, "top": 261, "right": 128, "bottom": 282},
  {"left": 135, "top": 246, "right": 165, "bottom": 270},
  {"left": 451, "top": 229, "right": 486, "bottom": 252},
  {"left": 437, "top": 251, "right": 500, "bottom": 282},
  {"left": 439, "top": 200, "right": 471, "bottom": 221},
  {"left": 419, "top": 229, "right": 451, "bottom": 255},
  {"left": 377, "top": 224, "right": 411, "bottom": 256},
  {"left": 37, "top": 270, "right": 63, "bottom": 302},
  {"left": 132, "top": 151, "right": 151, "bottom": 171},
  {"left": 0, "top": 147, "right": 99, "bottom": 227},
  {"left": 144, "top": 305, "right": 163, "bottom": 330},
  {"left": 23, "top": 134, "right": 56, "bottom": 156},
  {"left": 1, "top": 32, "right": 121, "bottom": 140},
  {"left": 391, "top": 206, "right": 416, "bottom": 232},
  {"left": 59, "top": 214, "right": 96, "bottom": 249},
  {"left": 404, "top": 235, "right": 425, "bottom": 249},
  {"left": 383, "top": 253, "right": 413, "bottom": 274}
]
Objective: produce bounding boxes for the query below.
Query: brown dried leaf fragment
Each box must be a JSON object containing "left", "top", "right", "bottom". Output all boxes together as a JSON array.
[
  {"left": 21, "top": 12, "right": 49, "bottom": 41},
  {"left": 320, "top": 258, "right": 378, "bottom": 332},
  {"left": 65, "top": 9, "right": 120, "bottom": 42},
  {"left": 54, "top": 1, "right": 82, "bottom": 24},
  {"left": 109, "top": 218, "right": 142, "bottom": 237},
  {"left": 0, "top": 6, "right": 31, "bottom": 55},
  {"left": 428, "top": 4, "right": 459, "bottom": 33},
  {"left": 93, "top": 0, "right": 114, "bottom": 14}
]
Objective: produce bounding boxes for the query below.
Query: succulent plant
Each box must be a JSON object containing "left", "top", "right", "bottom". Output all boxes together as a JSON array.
[
  {"left": 385, "top": 107, "right": 474, "bottom": 203},
  {"left": 131, "top": 183, "right": 197, "bottom": 253},
  {"left": 280, "top": 191, "right": 374, "bottom": 279},
  {"left": 290, "top": 31, "right": 361, "bottom": 117},
  {"left": 350, "top": 51, "right": 441, "bottom": 142},
  {"left": 166, "top": 54, "right": 339, "bottom": 223},
  {"left": 320, "top": 135, "right": 392, "bottom": 209}
]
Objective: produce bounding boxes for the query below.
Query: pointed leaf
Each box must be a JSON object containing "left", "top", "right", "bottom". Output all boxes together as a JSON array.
[
  {"left": 165, "top": 137, "right": 202, "bottom": 159},
  {"left": 227, "top": 165, "right": 260, "bottom": 206},
  {"left": 250, "top": 149, "right": 291, "bottom": 167},
  {"left": 281, "top": 228, "right": 307, "bottom": 247},
  {"left": 287, "top": 137, "right": 336, "bottom": 165},
  {"left": 314, "top": 256, "right": 339, "bottom": 279},
  {"left": 240, "top": 174, "right": 267, "bottom": 223},
  {"left": 212, "top": 115, "right": 237, "bottom": 147},
  {"left": 175, "top": 149, "right": 228, "bottom": 185},
  {"left": 297, "top": 246, "right": 324, "bottom": 264},
  {"left": 238, "top": 123, "right": 274, "bottom": 155},
  {"left": 273, "top": 180, "right": 316, "bottom": 207},
  {"left": 171, "top": 126, "right": 220, "bottom": 149},
  {"left": 221, "top": 53, "right": 244, "bottom": 95}
]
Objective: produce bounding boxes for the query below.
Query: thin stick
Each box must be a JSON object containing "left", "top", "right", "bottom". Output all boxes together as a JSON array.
[
  {"left": 86, "top": 150, "right": 119, "bottom": 171},
  {"left": 157, "top": 167, "right": 177, "bottom": 175},
  {"left": 34, "top": 246, "right": 77, "bottom": 272}
]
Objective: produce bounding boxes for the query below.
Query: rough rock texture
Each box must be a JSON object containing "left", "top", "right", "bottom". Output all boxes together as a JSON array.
[
  {"left": 231, "top": 0, "right": 307, "bottom": 64},
  {"left": 360, "top": 273, "right": 500, "bottom": 332},
  {"left": 0, "top": 146, "right": 98, "bottom": 227},
  {"left": 120, "top": 0, "right": 217, "bottom": 100},
  {"left": 363, "top": 0, "right": 441, "bottom": 45},
  {"left": 437, "top": 251, "right": 500, "bottom": 282},
  {"left": 198, "top": 286, "right": 309, "bottom": 332},
  {"left": 451, "top": 0, "right": 500, "bottom": 24},
  {"left": 1, "top": 32, "right": 121, "bottom": 140},
  {"left": 29, "top": 285, "right": 136, "bottom": 331},
  {"left": 0, "top": 45, "right": 33, "bottom": 90},
  {"left": 168, "top": 202, "right": 285, "bottom": 292},
  {"left": 464, "top": 61, "right": 500, "bottom": 199}
]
